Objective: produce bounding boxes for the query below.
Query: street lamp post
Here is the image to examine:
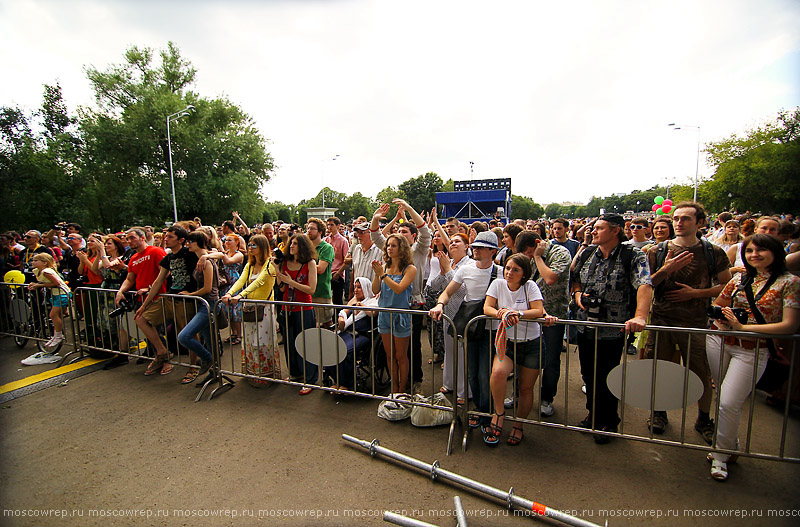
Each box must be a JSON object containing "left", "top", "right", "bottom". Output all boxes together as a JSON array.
[
  {"left": 668, "top": 123, "right": 701, "bottom": 202},
  {"left": 321, "top": 154, "right": 340, "bottom": 208},
  {"left": 166, "top": 105, "right": 195, "bottom": 223}
]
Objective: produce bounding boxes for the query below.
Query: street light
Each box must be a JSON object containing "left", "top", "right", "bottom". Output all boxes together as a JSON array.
[
  {"left": 167, "top": 104, "right": 195, "bottom": 222},
  {"left": 668, "top": 123, "right": 701, "bottom": 202},
  {"left": 321, "top": 154, "right": 339, "bottom": 208}
]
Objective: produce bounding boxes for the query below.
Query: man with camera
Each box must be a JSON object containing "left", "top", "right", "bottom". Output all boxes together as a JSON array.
[
  {"left": 643, "top": 202, "right": 731, "bottom": 442},
  {"left": 570, "top": 213, "right": 652, "bottom": 443},
  {"left": 115, "top": 228, "right": 170, "bottom": 375}
]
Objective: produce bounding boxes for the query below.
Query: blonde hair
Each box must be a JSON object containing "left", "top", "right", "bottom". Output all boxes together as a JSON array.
[
  {"left": 200, "top": 226, "right": 223, "bottom": 251},
  {"left": 33, "top": 253, "right": 57, "bottom": 270}
]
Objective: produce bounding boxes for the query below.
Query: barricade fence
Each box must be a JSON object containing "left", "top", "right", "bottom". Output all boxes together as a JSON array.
[
  {"left": 3, "top": 283, "right": 797, "bottom": 462},
  {"left": 459, "top": 314, "right": 799, "bottom": 463},
  {"left": 1, "top": 280, "right": 82, "bottom": 365}
]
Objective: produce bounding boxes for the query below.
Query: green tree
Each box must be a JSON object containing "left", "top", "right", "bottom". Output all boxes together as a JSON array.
[
  {"left": 510, "top": 195, "right": 544, "bottom": 220},
  {"left": 375, "top": 186, "right": 407, "bottom": 218},
  {"left": 79, "top": 42, "right": 274, "bottom": 229},
  {"left": 544, "top": 203, "right": 563, "bottom": 219},
  {"left": 0, "top": 84, "right": 85, "bottom": 232},
  {"left": 703, "top": 108, "right": 800, "bottom": 214},
  {"left": 398, "top": 172, "right": 443, "bottom": 214}
]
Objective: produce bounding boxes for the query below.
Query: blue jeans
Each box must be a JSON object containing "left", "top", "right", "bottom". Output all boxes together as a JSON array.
[
  {"left": 467, "top": 332, "right": 492, "bottom": 423},
  {"left": 281, "top": 309, "right": 317, "bottom": 384},
  {"left": 541, "top": 323, "right": 565, "bottom": 403},
  {"left": 177, "top": 303, "right": 213, "bottom": 363}
]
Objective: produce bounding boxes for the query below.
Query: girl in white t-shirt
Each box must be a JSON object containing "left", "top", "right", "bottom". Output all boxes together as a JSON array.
[
  {"left": 27, "top": 253, "right": 71, "bottom": 355},
  {"left": 483, "top": 253, "right": 544, "bottom": 446}
]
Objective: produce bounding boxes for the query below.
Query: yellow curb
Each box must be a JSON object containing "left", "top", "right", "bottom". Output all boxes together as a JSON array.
[{"left": 0, "top": 358, "right": 106, "bottom": 394}]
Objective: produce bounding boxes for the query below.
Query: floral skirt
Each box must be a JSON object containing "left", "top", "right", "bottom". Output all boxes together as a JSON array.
[{"left": 241, "top": 304, "right": 281, "bottom": 387}]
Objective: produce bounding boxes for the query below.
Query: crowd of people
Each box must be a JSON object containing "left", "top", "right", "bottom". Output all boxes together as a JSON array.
[{"left": 2, "top": 202, "right": 799, "bottom": 482}]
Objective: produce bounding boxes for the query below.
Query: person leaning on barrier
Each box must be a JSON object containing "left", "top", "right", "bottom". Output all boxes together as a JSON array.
[
  {"left": 644, "top": 202, "right": 731, "bottom": 443},
  {"left": 570, "top": 213, "right": 652, "bottom": 444},
  {"left": 95, "top": 235, "right": 130, "bottom": 369},
  {"left": 134, "top": 225, "right": 199, "bottom": 378},
  {"left": 176, "top": 231, "right": 220, "bottom": 381},
  {"left": 121, "top": 228, "right": 170, "bottom": 375},
  {"left": 221, "top": 234, "right": 282, "bottom": 387},
  {"left": 706, "top": 234, "right": 800, "bottom": 481},
  {"left": 483, "top": 253, "right": 545, "bottom": 447}
]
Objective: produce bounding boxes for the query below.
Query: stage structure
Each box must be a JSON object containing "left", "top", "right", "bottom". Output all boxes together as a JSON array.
[{"left": 435, "top": 178, "right": 511, "bottom": 225}]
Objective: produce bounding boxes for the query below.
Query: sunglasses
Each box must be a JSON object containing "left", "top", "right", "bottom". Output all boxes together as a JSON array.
[
  {"left": 247, "top": 244, "right": 257, "bottom": 248},
  {"left": 630, "top": 225, "right": 646, "bottom": 230}
]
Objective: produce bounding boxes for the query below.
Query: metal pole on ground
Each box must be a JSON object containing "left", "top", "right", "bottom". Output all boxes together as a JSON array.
[{"left": 343, "top": 434, "right": 606, "bottom": 527}]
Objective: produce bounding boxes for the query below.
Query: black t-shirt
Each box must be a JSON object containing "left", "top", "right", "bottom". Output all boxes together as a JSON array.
[{"left": 159, "top": 247, "right": 199, "bottom": 293}]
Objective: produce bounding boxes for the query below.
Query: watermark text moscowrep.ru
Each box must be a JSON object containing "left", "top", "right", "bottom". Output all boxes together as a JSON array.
[{"left": 4, "top": 507, "right": 799, "bottom": 520}]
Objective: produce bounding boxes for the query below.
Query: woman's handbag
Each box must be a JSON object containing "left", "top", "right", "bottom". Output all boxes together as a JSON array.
[
  {"left": 215, "top": 302, "right": 229, "bottom": 330},
  {"left": 446, "top": 265, "right": 499, "bottom": 339},
  {"left": 240, "top": 262, "right": 273, "bottom": 323}
]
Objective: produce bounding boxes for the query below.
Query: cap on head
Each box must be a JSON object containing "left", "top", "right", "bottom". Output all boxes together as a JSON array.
[{"left": 470, "top": 231, "right": 499, "bottom": 249}]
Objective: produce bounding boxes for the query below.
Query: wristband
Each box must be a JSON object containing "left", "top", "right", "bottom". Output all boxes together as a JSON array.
[
  {"left": 369, "top": 227, "right": 379, "bottom": 232},
  {"left": 436, "top": 301, "right": 444, "bottom": 306},
  {"left": 380, "top": 273, "right": 387, "bottom": 281},
  {"left": 415, "top": 222, "right": 425, "bottom": 229}
]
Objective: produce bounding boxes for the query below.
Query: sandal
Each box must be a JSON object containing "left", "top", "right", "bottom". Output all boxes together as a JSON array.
[
  {"left": 299, "top": 386, "right": 313, "bottom": 396},
  {"left": 144, "top": 354, "right": 170, "bottom": 376},
  {"left": 468, "top": 415, "right": 481, "bottom": 429},
  {"left": 439, "top": 386, "right": 453, "bottom": 395},
  {"left": 428, "top": 355, "right": 443, "bottom": 365},
  {"left": 482, "top": 413, "right": 504, "bottom": 446},
  {"left": 230, "top": 336, "right": 241, "bottom": 345},
  {"left": 710, "top": 459, "right": 728, "bottom": 481},
  {"left": 507, "top": 425, "right": 524, "bottom": 446},
  {"left": 181, "top": 368, "right": 199, "bottom": 385}
]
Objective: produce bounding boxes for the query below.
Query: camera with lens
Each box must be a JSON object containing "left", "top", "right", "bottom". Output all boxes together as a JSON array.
[
  {"left": 581, "top": 292, "right": 604, "bottom": 322},
  {"left": 109, "top": 291, "right": 137, "bottom": 318},
  {"left": 707, "top": 305, "right": 749, "bottom": 325},
  {"left": 272, "top": 247, "right": 286, "bottom": 265}
]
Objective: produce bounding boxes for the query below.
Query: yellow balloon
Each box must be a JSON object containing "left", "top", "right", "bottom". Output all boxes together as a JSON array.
[{"left": 4, "top": 270, "right": 25, "bottom": 284}]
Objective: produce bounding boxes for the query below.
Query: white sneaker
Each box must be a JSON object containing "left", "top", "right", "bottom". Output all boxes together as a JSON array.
[
  {"left": 47, "top": 335, "right": 65, "bottom": 349},
  {"left": 21, "top": 352, "right": 62, "bottom": 366},
  {"left": 540, "top": 400, "right": 554, "bottom": 417}
]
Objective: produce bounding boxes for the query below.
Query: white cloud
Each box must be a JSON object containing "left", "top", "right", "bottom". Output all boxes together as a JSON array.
[{"left": 1, "top": 0, "right": 798, "bottom": 210}]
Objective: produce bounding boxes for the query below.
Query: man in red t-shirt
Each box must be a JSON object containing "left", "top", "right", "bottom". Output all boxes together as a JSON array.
[{"left": 116, "top": 228, "right": 172, "bottom": 374}]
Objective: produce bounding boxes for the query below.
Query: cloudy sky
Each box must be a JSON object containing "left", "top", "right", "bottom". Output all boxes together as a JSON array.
[{"left": 2, "top": 0, "right": 798, "bottom": 207}]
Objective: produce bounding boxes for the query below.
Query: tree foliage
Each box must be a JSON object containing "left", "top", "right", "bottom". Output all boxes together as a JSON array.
[
  {"left": 510, "top": 195, "right": 544, "bottom": 221},
  {"left": 702, "top": 108, "right": 800, "bottom": 214},
  {"left": 398, "top": 172, "right": 443, "bottom": 214}
]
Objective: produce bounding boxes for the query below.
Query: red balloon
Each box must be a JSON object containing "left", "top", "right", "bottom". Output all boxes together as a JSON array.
[
  {"left": 652, "top": 204, "right": 660, "bottom": 212},
  {"left": 662, "top": 204, "right": 672, "bottom": 213},
  {"left": 663, "top": 199, "right": 673, "bottom": 206}
]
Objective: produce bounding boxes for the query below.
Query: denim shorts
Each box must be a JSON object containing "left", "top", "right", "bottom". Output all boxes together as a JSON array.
[
  {"left": 502, "top": 337, "right": 543, "bottom": 370},
  {"left": 51, "top": 293, "right": 72, "bottom": 308},
  {"left": 377, "top": 311, "right": 411, "bottom": 338}
]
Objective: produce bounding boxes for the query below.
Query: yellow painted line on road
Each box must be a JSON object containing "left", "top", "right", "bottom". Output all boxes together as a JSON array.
[{"left": 0, "top": 358, "right": 105, "bottom": 394}]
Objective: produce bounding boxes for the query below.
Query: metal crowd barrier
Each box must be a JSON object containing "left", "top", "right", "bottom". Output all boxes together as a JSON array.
[
  {"left": 1, "top": 280, "right": 82, "bottom": 366},
  {"left": 68, "top": 287, "right": 222, "bottom": 402},
  {"left": 211, "top": 298, "right": 455, "bottom": 393},
  {"left": 5, "top": 282, "right": 797, "bottom": 463},
  {"left": 457, "top": 314, "right": 799, "bottom": 463}
]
